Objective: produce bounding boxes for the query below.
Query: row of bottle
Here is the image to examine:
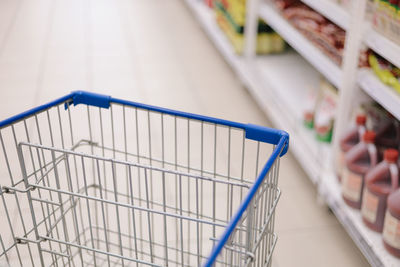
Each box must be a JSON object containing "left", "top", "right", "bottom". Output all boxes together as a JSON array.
[{"left": 337, "top": 114, "right": 400, "bottom": 258}]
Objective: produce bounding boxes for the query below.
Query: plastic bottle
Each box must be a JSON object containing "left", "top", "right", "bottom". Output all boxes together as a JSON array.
[
  {"left": 362, "top": 149, "right": 399, "bottom": 232},
  {"left": 342, "top": 131, "right": 378, "bottom": 209},
  {"left": 337, "top": 115, "right": 367, "bottom": 182},
  {"left": 376, "top": 118, "right": 400, "bottom": 151},
  {"left": 383, "top": 188, "right": 400, "bottom": 258}
]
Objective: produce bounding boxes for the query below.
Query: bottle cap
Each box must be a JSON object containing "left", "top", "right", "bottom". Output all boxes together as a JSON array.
[
  {"left": 356, "top": 114, "right": 367, "bottom": 125},
  {"left": 363, "top": 131, "right": 376, "bottom": 143},
  {"left": 384, "top": 149, "right": 399, "bottom": 163}
]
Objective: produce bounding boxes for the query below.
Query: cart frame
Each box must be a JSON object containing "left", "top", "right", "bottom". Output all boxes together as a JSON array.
[{"left": 0, "top": 91, "right": 289, "bottom": 267}]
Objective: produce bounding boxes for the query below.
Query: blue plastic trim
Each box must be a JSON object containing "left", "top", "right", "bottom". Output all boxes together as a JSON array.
[
  {"left": 245, "top": 124, "right": 289, "bottom": 156},
  {"left": 0, "top": 91, "right": 289, "bottom": 156},
  {"left": 65, "top": 91, "right": 111, "bottom": 109},
  {"left": 109, "top": 95, "right": 289, "bottom": 156},
  {"left": 203, "top": 135, "right": 288, "bottom": 267},
  {"left": 0, "top": 93, "right": 74, "bottom": 129}
]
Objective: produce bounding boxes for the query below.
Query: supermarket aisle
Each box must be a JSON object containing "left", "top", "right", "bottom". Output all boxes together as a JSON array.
[{"left": 0, "top": 0, "right": 368, "bottom": 266}]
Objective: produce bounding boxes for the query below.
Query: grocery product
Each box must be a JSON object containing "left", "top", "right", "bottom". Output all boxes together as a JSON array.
[
  {"left": 362, "top": 102, "right": 400, "bottom": 157},
  {"left": 376, "top": 116, "right": 400, "bottom": 151},
  {"left": 383, "top": 188, "right": 400, "bottom": 258},
  {"left": 342, "top": 131, "right": 378, "bottom": 209},
  {"left": 373, "top": 0, "right": 400, "bottom": 46},
  {"left": 273, "top": 0, "right": 298, "bottom": 10},
  {"left": 314, "top": 79, "right": 338, "bottom": 142},
  {"left": 302, "top": 78, "right": 338, "bottom": 143},
  {"left": 337, "top": 115, "right": 367, "bottom": 181},
  {"left": 303, "top": 85, "right": 319, "bottom": 129},
  {"left": 256, "top": 21, "right": 286, "bottom": 54},
  {"left": 362, "top": 149, "right": 399, "bottom": 232},
  {"left": 215, "top": 0, "right": 286, "bottom": 54},
  {"left": 303, "top": 110, "right": 314, "bottom": 129},
  {"left": 205, "top": 0, "right": 213, "bottom": 8},
  {"left": 368, "top": 52, "right": 400, "bottom": 94},
  {"left": 271, "top": 0, "right": 346, "bottom": 65}
]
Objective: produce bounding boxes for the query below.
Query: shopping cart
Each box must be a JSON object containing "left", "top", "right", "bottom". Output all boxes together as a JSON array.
[{"left": 0, "top": 91, "right": 288, "bottom": 267}]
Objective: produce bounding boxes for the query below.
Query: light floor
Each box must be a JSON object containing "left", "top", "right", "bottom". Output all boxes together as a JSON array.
[{"left": 0, "top": 0, "right": 369, "bottom": 266}]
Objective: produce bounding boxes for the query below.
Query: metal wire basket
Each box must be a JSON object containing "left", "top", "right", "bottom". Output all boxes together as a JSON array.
[{"left": 0, "top": 91, "right": 289, "bottom": 267}]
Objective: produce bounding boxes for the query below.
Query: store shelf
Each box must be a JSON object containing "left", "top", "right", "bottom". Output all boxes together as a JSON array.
[
  {"left": 254, "top": 53, "right": 332, "bottom": 183},
  {"left": 321, "top": 172, "right": 400, "bottom": 267},
  {"left": 185, "top": 1, "right": 400, "bottom": 266},
  {"left": 258, "top": 2, "right": 342, "bottom": 88},
  {"left": 184, "top": 0, "right": 329, "bottom": 184},
  {"left": 255, "top": 52, "right": 332, "bottom": 175},
  {"left": 365, "top": 28, "right": 400, "bottom": 68},
  {"left": 184, "top": 0, "right": 237, "bottom": 70},
  {"left": 300, "top": 0, "right": 349, "bottom": 30},
  {"left": 358, "top": 69, "right": 400, "bottom": 121},
  {"left": 239, "top": 54, "right": 330, "bottom": 184}
]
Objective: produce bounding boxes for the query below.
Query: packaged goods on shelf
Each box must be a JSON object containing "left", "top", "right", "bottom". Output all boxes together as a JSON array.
[
  {"left": 337, "top": 115, "right": 367, "bottom": 182},
  {"left": 302, "top": 78, "right": 338, "bottom": 143},
  {"left": 315, "top": 80, "right": 338, "bottom": 142},
  {"left": 362, "top": 149, "right": 399, "bottom": 233},
  {"left": 359, "top": 48, "right": 370, "bottom": 68},
  {"left": 342, "top": 131, "right": 378, "bottom": 209},
  {"left": 205, "top": 0, "right": 214, "bottom": 8},
  {"left": 303, "top": 87, "right": 318, "bottom": 129},
  {"left": 372, "top": 0, "right": 400, "bottom": 45},
  {"left": 271, "top": 0, "right": 346, "bottom": 65},
  {"left": 215, "top": 0, "right": 286, "bottom": 54},
  {"left": 383, "top": 188, "right": 400, "bottom": 258},
  {"left": 335, "top": 100, "right": 400, "bottom": 253},
  {"left": 336, "top": 101, "right": 400, "bottom": 177},
  {"left": 361, "top": 102, "right": 400, "bottom": 153},
  {"left": 368, "top": 52, "right": 400, "bottom": 94},
  {"left": 273, "top": 0, "right": 298, "bottom": 10}
]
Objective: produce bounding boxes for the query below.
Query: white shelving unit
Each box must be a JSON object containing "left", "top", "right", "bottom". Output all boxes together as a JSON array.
[
  {"left": 258, "top": 2, "right": 342, "bottom": 88},
  {"left": 321, "top": 172, "right": 400, "bottom": 267},
  {"left": 255, "top": 54, "right": 332, "bottom": 181},
  {"left": 365, "top": 28, "right": 400, "bottom": 70},
  {"left": 185, "top": 0, "right": 400, "bottom": 266},
  {"left": 300, "top": 0, "right": 350, "bottom": 30},
  {"left": 184, "top": 0, "right": 330, "bottom": 184},
  {"left": 358, "top": 69, "right": 400, "bottom": 121}
]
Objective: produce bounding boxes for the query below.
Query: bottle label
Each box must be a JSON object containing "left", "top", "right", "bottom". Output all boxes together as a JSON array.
[
  {"left": 383, "top": 211, "right": 400, "bottom": 250},
  {"left": 361, "top": 189, "right": 379, "bottom": 223},
  {"left": 342, "top": 168, "right": 363, "bottom": 202}
]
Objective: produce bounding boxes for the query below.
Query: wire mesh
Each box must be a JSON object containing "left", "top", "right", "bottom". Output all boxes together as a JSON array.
[{"left": 0, "top": 99, "right": 282, "bottom": 267}]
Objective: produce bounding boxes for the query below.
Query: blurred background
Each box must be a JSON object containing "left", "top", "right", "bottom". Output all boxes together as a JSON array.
[{"left": 2, "top": 0, "right": 400, "bottom": 266}]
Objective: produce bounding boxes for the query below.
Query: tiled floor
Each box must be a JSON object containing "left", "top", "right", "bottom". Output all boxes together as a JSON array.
[{"left": 0, "top": 0, "right": 369, "bottom": 266}]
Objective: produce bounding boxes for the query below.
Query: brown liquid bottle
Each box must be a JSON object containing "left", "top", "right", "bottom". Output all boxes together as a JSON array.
[
  {"left": 376, "top": 117, "right": 400, "bottom": 150},
  {"left": 337, "top": 115, "right": 367, "bottom": 182},
  {"left": 362, "top": 149, "right": 399, "bottom": 232},
  {"left": 342, "top": 131, "right": 378, "bottom": 209},
  {"left": 383, "top": 188, "right": 400, "bottom": 258}
]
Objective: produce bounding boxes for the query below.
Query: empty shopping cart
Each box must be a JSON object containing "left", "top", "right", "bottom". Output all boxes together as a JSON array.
[{"left": 0, "top": 91, "right": 288, "bottom": 267}]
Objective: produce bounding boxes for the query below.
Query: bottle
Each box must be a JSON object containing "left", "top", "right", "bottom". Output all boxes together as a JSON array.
[
  {"left": 362, "top": 149, "right": 399, "bottom": 232},
  {"left": 337, "top": 114, "right": 367, "bottom": 182},
  {"left": 342, "top": 131, "right": 378, "bottom": 209},
  {"left": 383, "top": 188, "right": 400, "bottom": 258},
  {"left": 376, "top": 118, "right": 400, "bottom": 152}
]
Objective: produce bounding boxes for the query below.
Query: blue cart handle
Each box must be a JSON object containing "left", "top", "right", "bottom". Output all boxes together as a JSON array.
[{"left": 1, "top": 91, "right": 289, "bottom": 156}]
